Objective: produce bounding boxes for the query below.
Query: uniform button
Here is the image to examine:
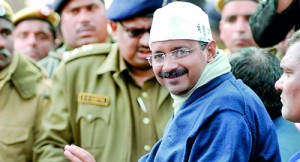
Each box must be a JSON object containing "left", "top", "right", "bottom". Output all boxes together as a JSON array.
[
  {"left": 71, "top": 49, "right": 79, "bottom": 56},
  {"left": 143, "top": 117, "right": 150, "bottom": 124},
  {"left": 87, "top": 114, "right": 93, "bottom": 121},
  {"left": 142, "top": 92, "right": 148, "bottom": 98},
  {"left": 63, "top": 51, "right": 70, "bottom": 60},
  {"left": 144, "top": 145, "right": 151, "bottom": 151}
]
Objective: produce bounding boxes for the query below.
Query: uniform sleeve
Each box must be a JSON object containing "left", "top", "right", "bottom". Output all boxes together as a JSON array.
[
  {"left": 189, "top": 110, "right": 279, "bottom": 161},
  {"left": 249, "top": 0, "right": 300, "bottom": 47},
  {"left": 33, "top": 78, "right": 51, "bottom": 158},
  {"left": 33, "top": 63, "right": 72, "bottom": 162}
]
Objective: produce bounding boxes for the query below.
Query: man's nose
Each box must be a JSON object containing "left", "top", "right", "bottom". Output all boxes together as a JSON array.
[
  {"left": 0, "top": 35, "right": 6, "bottom": 49},
  {"left": 235, "top": 17, "right": 248, "bottom": 32},
  {"left": 162, "top": 54, "right": 178, "bottom": 71},
  {"left": 275, "top": 77, "right": 283, "bottom": 91}
]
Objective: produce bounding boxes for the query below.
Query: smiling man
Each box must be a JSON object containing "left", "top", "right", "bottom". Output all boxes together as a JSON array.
[{"left": 140, "top": 2, "right": 280, "bottom": 161}]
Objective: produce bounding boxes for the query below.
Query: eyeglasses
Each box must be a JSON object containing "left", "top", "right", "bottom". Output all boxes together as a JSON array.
[
  {"left": 146, "top": 44, "right": 207, "bottom": 66},
  {"left": 119, "top": 22, "right": 151, "bottom": 38}
]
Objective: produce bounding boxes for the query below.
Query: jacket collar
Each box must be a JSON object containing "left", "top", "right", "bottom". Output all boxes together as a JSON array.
[{"left": 11, "top": 53, "right": 43, "bottom": 99}]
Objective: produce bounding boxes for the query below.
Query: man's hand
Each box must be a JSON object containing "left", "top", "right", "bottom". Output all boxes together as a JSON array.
[{"left": 64, "top": 145, "right": 96, "bottom": 162}]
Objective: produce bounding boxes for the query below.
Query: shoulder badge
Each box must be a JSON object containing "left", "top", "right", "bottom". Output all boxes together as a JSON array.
[{"left": 63, "top": 43, "right": 112, "bottom": 61}]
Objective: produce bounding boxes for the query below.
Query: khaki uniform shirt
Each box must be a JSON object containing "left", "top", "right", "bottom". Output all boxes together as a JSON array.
[
  {"left": 34, "top": 43, "right": 173, "bottom": 162},
  {"left": 0, "top": 53, "right": 50, "bottom": 162},
  {"left": 39, "top": 37, "right": 114, "bottom": 78}
]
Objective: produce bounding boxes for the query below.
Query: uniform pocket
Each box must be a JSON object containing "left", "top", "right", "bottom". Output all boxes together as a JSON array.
[
  {"left": 0, "top": 126, "right": 31, "bottom": 161},
  {"left": 76, "top": 104, "right": 111, "bottom": 148},
  {"left": 0, "top": 126, "right": 29, "bottom": 145}
]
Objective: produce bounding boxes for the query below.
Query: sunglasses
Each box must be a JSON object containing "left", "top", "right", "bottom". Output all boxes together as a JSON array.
[{"left": 119, "top": 22, "right": 151, "bottom": 38}]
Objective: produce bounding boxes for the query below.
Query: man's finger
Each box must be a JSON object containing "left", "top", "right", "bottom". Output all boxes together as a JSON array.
[
  {"left": 64, "top": 145, "right": 96, "bottom": 162},
  {"left": 64, "top": 149, "right": 82, "bottom": 162}
]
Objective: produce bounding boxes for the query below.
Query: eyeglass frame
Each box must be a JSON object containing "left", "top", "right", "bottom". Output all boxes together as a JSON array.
[
  {"left": 146, "top": 42, "right": 208, "bottom": 66},
  {"left": 119, "top": 22, "right": 151, "bottom": 38}
]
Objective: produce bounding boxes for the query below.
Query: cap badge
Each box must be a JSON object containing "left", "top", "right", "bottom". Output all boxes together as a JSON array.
[
  {"left": 38, "top": 6, "right": 51, "bottom": 17},
  {"left": 0, "top": 6, "right": 6, "bottom": 17}
]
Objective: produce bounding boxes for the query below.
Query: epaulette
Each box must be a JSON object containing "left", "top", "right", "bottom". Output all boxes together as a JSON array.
[{"left": 63, "top": 43, "right": 112, "bottom": 62}]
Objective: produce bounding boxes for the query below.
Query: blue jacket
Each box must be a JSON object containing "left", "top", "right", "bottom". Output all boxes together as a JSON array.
[{"left": 140, "top": 73, "right": 281, "bottom": 162}]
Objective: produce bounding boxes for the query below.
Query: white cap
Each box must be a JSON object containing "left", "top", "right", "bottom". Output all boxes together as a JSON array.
[{"left": 149, "top": 1, "right": 212, "bottom": 49}]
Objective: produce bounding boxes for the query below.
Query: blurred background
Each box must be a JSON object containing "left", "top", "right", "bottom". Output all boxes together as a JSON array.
[
  {"left": 6, "top": 0, "right": 209, "bottom": 12},
  {"left": 6, "top": 0, "right": 113, "bottom": 12}
]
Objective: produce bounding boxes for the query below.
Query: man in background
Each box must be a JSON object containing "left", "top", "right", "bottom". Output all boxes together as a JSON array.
[
  {"left": 39, "top": 0, "right": 110, "bottom": 77},
  {"left": 0, "top": 1, "right": 51, "bottom": 161},
  {"left": 230, "top": 47, "right": 300, "bottom": 162},
  {"left": 275, "top": 29, "right": 300, "bottom": 161},
  {"left": 217, "top": 0, "right": 258, "bottom": 55},
  {"left": 13, "top": 6, "right": 60, "bottom": 61}
]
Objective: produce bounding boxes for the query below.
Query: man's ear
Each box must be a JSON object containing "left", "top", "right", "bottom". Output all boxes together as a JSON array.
[
  {"left": 109, "top": 21, "right": 118, "bottom": 41},
  {"left": 206, "top": 41, "right": 217, "bottom": 63}
]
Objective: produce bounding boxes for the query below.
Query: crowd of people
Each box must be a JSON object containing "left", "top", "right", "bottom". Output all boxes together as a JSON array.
[{"left": 1, "top": 0, "right": 300, "bottom": 161}]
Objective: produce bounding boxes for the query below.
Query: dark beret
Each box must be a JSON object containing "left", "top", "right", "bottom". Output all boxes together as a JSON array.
[
  {"left": 107, "top": 0, "right": 163, "bottom": 21},
  {"left": 53, "top": 0, "right": 69, "bottom": 14},
  {"left": 204, "top": 1, "right": 221, "bottom": 30}
]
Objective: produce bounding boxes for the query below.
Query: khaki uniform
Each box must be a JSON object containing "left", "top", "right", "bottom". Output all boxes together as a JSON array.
[
  {"left": 0, "top": 52, "right": 50, "bottom": 162},
  {"left": 34, "top": 43, "right": 173, "bottom": 162},
  {"left": 39, "top": 37, "right": 113, "bottom": 78}
]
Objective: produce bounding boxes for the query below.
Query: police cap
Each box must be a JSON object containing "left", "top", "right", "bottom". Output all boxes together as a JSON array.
[
  {"left": 13, "top": 6, "right": 60, "bottom": 28},
  {"left": 107, "top": 0, "right": 163, "bottom": 21},
  {"left": 0, "top": 0, "right": 13, "bottom": 22},
  {"left": 215, "top": 0, "right": 258, "bottom": 12}
]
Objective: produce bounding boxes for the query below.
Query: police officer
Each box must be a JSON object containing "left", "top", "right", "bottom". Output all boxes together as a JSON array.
[
  {"left": 216, "top": 0, "right": 258, "bottom": 55},
  {"left": 13, "top": 6, "right": 60, "bottom": 61},
  {"left": 0, "top": 0, "right": 51, "bottom": 161},
  {"left": 34, "top": 0, "right": 173, "bottom": 162},
  {"left": 39, "top": 0, "right": 110, "bottom": 77}
]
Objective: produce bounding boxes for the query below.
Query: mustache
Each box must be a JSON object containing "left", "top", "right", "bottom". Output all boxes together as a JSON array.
[
  {"left": 0, "top": 48, "right": 11, "bottom": 57},
  {"left": 76, "top": 24, "right": 95, "bottom": 32},
  {"left": 137, "top": 45, "right": 150, "bottom": 52},
  {"left": 159, "top": 69, "right": 188, "bottom": 78}
]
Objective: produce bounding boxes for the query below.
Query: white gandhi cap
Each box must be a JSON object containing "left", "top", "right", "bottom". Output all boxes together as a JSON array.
[{"left": 149, "top": 1, "right": 213, "bottom": 49}]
